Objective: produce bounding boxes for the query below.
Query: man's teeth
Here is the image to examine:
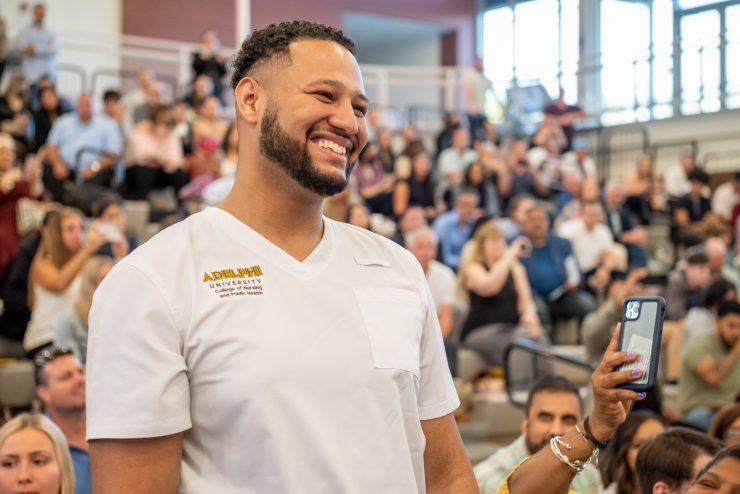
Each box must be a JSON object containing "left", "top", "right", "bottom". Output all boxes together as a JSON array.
[{"left": 316, "top": 139, "right": 347, "bottom": 156}]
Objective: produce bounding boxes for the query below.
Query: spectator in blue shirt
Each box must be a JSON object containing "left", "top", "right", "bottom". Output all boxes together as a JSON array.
[
  {"left": 519, "top": 205, "right": 597, "bottom": 335},
  {"left": 16, "top": 4, "right": 59, "bottom": 87},
  {"left": 433, "top": 188, "right": 480, "bottom": 270},
  {"left": 34, "top": 346, "right": 91, "bottom": 494},
  {"left": 43, "top": 93, "right": 122, "bottom": 207}
]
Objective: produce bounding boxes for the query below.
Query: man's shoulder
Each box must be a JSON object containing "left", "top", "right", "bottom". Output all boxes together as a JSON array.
[
  {"left": 117, "top": 213, "right": 203, "bottom": 273},
  {"left": 437, "top": 147, "right": 456, "bottom": 160},
  {"left": 558, "top": 218, "right": 583, "bottom": 236},
  {"left": 475, "top": 436, "right": 527, "bottom": 474},
  {"left": 52, "top": 112, "right": 76, "bottom": 128},
  {"left": 429, "top": 260, "right": 455, "bottom": 278},
  {"left": 433, "top": 210, "right": 458, "bottom": 229},
  {"left": 548, "top": 234, "right": 572, "bottom": 249},
  {"left": 594, "top": 223, "right": 614, "bottom": 240},
  {"left": 685, "top": 332, "right": 720, "bottom": 354}
]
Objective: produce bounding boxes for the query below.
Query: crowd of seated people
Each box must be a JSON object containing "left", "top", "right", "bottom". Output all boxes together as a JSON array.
[{"left": 1, "top": 10, "right": 740, "bottom": 494}]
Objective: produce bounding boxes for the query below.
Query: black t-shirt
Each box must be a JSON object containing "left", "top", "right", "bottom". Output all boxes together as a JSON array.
[{"left": 461, "top": 267, "right": 519, "bottom": 340}]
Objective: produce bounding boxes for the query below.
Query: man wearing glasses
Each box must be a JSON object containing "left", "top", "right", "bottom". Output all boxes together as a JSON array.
[{"left": 34, "top": 346, "right": 91, "bottom": 494}]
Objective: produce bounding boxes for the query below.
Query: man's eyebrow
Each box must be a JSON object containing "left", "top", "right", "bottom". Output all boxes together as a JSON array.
[{"left": 304, "top": 80, "right": 369, "bottom": 105}]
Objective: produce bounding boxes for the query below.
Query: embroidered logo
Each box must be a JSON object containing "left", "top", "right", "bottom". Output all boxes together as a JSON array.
[{"left": 202, "top": 265, "right": 264, "bottom": 298}]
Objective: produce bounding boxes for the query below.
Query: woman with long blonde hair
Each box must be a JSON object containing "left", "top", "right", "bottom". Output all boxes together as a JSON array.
[
  {"left": 54, "top": 256, "right": 114, "bottom": 363},
  {"left": 23, "top": 208, "right": 105, "bottom": 357},
  {"left": 458, "top": 222, "right": 550, "bottom": 377},
  {"left": 0, "top": 413, "right": 75, "bottom": 494}
]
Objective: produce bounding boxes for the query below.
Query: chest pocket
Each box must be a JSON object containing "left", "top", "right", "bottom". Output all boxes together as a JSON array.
[{"left": 354, "top": 287, "right": 424, "bottom": 380}]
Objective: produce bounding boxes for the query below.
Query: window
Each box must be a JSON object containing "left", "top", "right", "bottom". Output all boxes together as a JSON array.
[
  {"left": 481, "top": 0, "right": 579, "bottom": 122},
  {"left": 601, "top": 0, "right": 651, "bottom": 124},
  {"left": 482, "top": 7, "right": 513, "bottom": 120},
  {"left": 680, "top": 10, "right": 721, "bottom": 114},
  {"left": 480, "top": 0, "right": 739, "bottom": 126},
  {"left": 727, "top": 4, "right": 740, "bottom": 109},
  {"left": 651, "top": 0, "right": 674, "bottom": 119}
]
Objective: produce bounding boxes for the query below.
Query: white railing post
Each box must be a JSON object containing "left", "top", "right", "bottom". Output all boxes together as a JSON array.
[
  {"left": 444, "top": 68, "right": 457, "bottom": 111},
  {"left": 378, "top": 68, "right": 390, "bottom": 108}
]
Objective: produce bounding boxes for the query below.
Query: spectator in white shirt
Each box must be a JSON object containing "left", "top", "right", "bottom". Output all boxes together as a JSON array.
[
  {"left": 664, "top": 150, "right": 698, "bottom": 198},
  {"left": 406, "top": 226, "right": 458, "bottom": 375},
  {"left": 560, "top": 137, "right": 596, "bottom": 180},
  {"left": 711, "top": 172, "right": 740, "bottom": 221},
  {"left": 558, "top": 200, "right": 619, "bottom": 290}
]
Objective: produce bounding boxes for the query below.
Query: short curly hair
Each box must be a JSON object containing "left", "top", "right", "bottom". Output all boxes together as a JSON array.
[{"left": 231, "top": 20, "right": 356, "bottom": 89}]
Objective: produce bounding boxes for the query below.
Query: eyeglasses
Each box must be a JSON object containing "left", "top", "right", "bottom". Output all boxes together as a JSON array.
[{"left": 33, "top": 346, "right": 74, "bottom": 368}]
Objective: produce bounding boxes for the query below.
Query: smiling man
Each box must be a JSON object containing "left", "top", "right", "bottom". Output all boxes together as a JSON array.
[
  {"left": 86, "top": 21, "right": 475, "bottom": 493},
  {"left": 474, "top": 375, "right": 603, "bottom": 494}
]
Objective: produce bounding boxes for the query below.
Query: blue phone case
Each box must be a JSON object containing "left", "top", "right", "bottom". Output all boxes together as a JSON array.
[{"left": 616, "top": 296, "right": 666, "bottom": 392}]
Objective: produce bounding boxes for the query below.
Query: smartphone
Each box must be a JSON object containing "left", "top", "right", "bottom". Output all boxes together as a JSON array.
[
  {"left": 521, "top": 237, "right": 533, "bottom": 256},
  {"left": 97, "top": 222, "right": 121, "bottom": 242},
  {"left": 616, "top": 296, "right": 665, "bottom": 392}
]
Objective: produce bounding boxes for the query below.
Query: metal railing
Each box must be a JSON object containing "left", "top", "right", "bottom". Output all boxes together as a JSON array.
[
  {"left": 89, "top": 68, "right": 178, "bottom": 101},
  {"left": 503, "top": 338, "right": 595, "bottom": 408}
]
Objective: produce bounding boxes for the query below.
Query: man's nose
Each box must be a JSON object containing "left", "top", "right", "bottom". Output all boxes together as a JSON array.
[{"left": 328, "top": 99, "right": 359, "bottom": 136}]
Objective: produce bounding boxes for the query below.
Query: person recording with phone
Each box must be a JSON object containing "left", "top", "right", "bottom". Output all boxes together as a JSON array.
[
  {"left": 23, "top": 208, "right": 106, "bottom": 358},
  {"left": 90, "top": 194, "right": 136, "bottom": 261},
  {"left": 458, "top": 222, "right": 550, "bottom": 378},
  {"left": 519, "top": 205, "right": 598, "bottom": 336},
  {"left": 496, "top": 323, "right": 650, "bottom": 494}
]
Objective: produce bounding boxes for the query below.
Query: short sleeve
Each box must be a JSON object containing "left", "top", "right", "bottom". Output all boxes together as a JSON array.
[
  {"left": 103, "top": 119, "right": 123, "bottom": 154},
  {"left": 599, "top": 226, "right": 615, "bottom": 248},
  {"left": 415, "top": 262, "right": 460, "bottom": 420},
  {"left": 86, "top": 262, "right": 191, "bottom": 440},
  {"left": 438, "top": 267, "right": 457, "bottom": 306},
  {"left": 46, "top": 117, "right": 65, "bottom": 146},
  {"left": 684, "top": 336, "right": 713, "bottom": 370}
]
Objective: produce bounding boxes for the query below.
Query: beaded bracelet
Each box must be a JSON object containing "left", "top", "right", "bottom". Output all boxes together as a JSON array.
[{"left": 583, "top": 416, "right": 609, "bottom": 449}]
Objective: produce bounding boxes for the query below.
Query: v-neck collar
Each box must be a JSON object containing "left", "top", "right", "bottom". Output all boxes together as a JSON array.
[{"left": 207, "top": 207, "right": 335, "bottom": 279}]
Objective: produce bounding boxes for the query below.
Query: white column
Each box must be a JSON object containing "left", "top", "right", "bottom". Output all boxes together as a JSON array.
[
  {"left": 578, "top": 0, "right": 602, "bottom": 116},
  {"left": 235, "top": 0, "right": 251, "bottom": 46}
]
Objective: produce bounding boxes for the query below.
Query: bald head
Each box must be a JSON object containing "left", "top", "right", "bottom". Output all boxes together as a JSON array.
[
  {"left": 76, "top": 93, "right": 93, "bottom": 122},
  {"left": 705, "top": 237, "right": 727, "bottom": 272}
]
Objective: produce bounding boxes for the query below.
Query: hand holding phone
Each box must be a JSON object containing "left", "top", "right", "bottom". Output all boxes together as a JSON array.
[
  {"left": 616, "top": 296, "right": 665, "bottom": 392},
  {"left": 97, "top": 222, "right": 122, "bottom": 243}
]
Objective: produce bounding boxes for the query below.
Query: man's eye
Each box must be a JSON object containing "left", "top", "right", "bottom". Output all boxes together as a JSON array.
[
  {"left": 315, "top": 92, "right": 332, "bottom": 100},
  {"left": 354, "top": 106, "right": 367, "bottom": 116}
]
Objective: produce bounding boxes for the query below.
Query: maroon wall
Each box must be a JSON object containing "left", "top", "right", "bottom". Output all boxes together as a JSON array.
[
  {"left": 123, "top": 0, "right": 476, "bottom": 66},
  {"left": 123, "top": 0, "right": 235, "bottom": 45}
]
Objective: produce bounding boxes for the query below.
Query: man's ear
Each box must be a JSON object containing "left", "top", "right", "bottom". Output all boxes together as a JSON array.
[
  {"left": 652, "top": 480, "right": 673, "bottom": 494},
  {"left": 36, "top": 384, "right": 49, "bottom": 404},
  {"left": 235, "top": 76, "right": 261, "bottom": 125}
]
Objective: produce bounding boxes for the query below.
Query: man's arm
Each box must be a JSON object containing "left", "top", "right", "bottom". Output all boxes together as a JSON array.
[
  {"left": 421, "top": 414, "right": 478, "bottom": 493},
  {"left": 90, "top": 433, "right": 184, "bottom": 494},
  {"left": 692, "top": 342, "right": 740, "bottom": 387}
]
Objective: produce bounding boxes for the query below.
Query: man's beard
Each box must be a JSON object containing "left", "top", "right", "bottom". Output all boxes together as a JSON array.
[
  {"left": 260, "top": 101, "right": 355, "bottom": 197},
  {"left": 524, "top": 435, "right": 548, "bottom": 455}
]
